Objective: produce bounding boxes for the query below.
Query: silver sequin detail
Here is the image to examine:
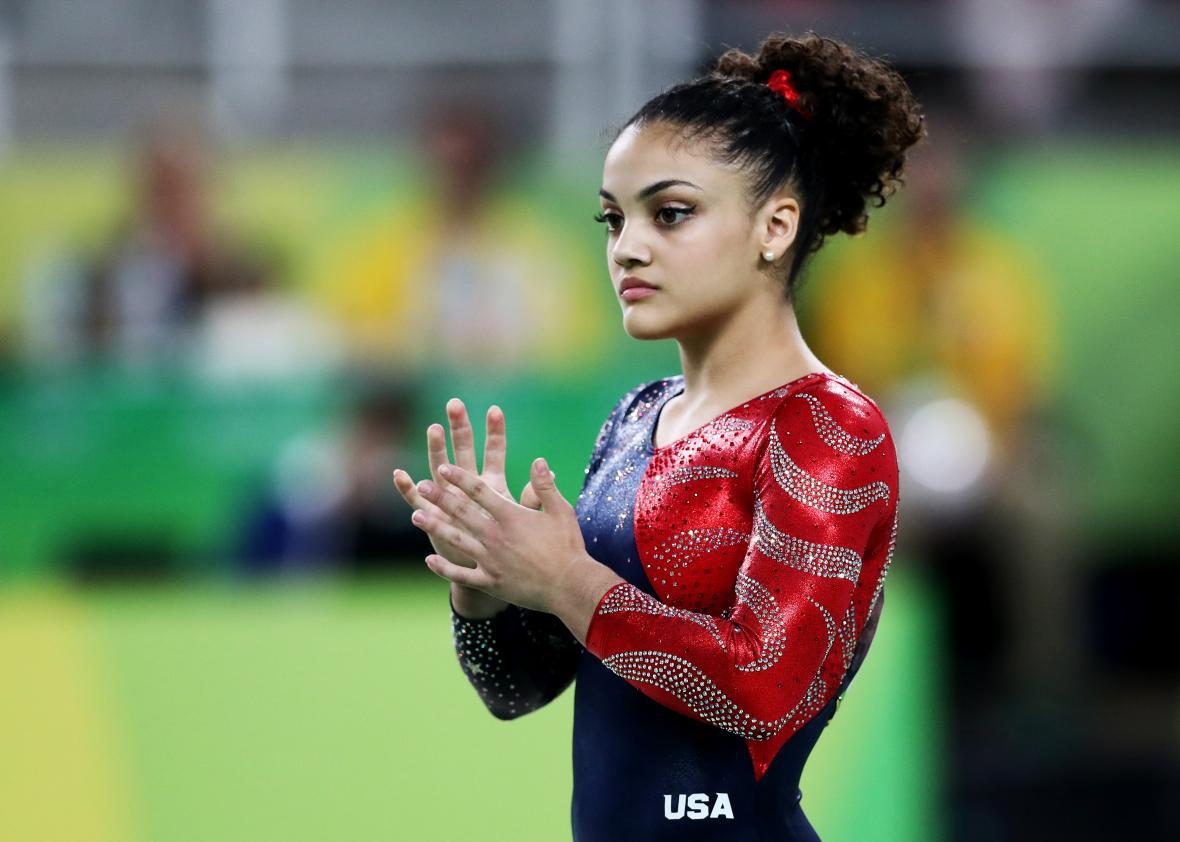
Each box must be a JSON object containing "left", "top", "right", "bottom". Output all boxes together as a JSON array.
[
  {"left": 868, "top": 509, "right": 899, "bottom": 617},
  {"left": 452, "top": 611, "right": 522, "bottom": 715},
  {"left": 657, "top": 464, "right": 739, "bottom": 488},
  {"left": 768, "top": 423, "right": 890, "bottom": 514},
  {"left": 837, "top": 602, "right": 858, "bottom": 672},
  {"left": 651, "top": 527, "right": 750, "bottom": 582},
  {"left": 709, "top": 416, "right": 755, "bottom": 433},
  {"left": 626, "top": 378, "right": 679, "bottom": 423},
  {"left": 733, "top": 572, "right": 787, "bottom": 673},
  {"left": 600, "top": 649, "right": 794, "bottom": 741},
  {"left": 751, "top": 497, "right": 863, "bottom": 582},
  {"left": 599, "top": 585, "right": 728, "bottom": 652},
  {"left": 600, "top": 595, "right": 839, "bottom": 740},
  {"left": 794, "top": 392, "right": 885, "bottom": 456},
  {"left": 784, "top": 595, "right": 840, "bottom": 726}
]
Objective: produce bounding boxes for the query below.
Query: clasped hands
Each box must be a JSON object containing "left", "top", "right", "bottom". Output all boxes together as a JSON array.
[{"left": 392, "top": 397, "right": 593, "bottom": 615}]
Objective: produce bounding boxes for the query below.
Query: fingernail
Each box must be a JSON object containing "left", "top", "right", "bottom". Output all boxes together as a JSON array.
[
  {"left": 418, "top": 480, "right": 434, "bottom": 494},
  {"left": 438, "top": 464, "right": 451, "bottom": 477}
]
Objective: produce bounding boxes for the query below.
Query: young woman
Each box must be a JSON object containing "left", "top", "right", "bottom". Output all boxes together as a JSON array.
[{"left": 393, "top": 31, "right": 925, "bottom": 841}]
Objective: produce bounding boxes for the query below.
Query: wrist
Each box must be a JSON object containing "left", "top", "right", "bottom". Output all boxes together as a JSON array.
[
  {"left": 450, "top": 582, "right": 509, "bottom": 620},
  {"left": 551, "top": 553, "right": 626, "bottom": 646}
]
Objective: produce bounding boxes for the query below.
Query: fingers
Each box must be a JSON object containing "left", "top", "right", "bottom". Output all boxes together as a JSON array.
[
  {"left": 414, "top": 476, "right": 493, "bottom": 539},
  {"left": 482, "top": 404, "right": 507, "bottom": 478},
  {"left": 446, "top": 398, "right": 479, "bottom": 475},
  {"left": 528, "top": 457, "right": 570, "bottom": 513},
  {"left": 426, "top": 424, "right": 455, "bottom": 489},
  {"left": 424, "top": 553, "right": 487, "bottom": 590},
  {"left": 392, "top": 468, "right": 449, "bottom": 519},
  {"left": 433, "top": 463, "right": 514, "bottom": 521},
  {"left": 411, "top": 505, "right": 487, "bottom": 560}
]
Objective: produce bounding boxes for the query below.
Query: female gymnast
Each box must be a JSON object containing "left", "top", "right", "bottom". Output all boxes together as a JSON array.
[{"left": 393, "top": 30, "right": 925, "bottom": 841}]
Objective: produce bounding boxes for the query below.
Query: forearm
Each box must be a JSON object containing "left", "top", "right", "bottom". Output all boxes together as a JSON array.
[
  {"left": 549, "top": 552, "right": 627, "bottom": 647},
  {"left": 450, "top": 594, "right": 582, "bottom": 719}
]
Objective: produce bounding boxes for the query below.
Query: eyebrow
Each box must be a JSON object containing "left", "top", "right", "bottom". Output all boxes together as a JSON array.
[{"left": 598, "top": 179, "right": 703, "bottom": 203}]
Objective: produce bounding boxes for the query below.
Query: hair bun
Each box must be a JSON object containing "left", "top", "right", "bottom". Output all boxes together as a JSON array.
[{"left": 713, "top": 31, "right": 926, "bottom": 241}]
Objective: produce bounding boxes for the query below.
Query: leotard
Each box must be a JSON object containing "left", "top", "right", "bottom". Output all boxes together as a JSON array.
[{"left": 451, "top": 371, "right": 899, "bottom": 840}]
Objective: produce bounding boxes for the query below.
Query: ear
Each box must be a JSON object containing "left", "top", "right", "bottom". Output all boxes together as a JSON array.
[{"left": 758, "top": 192, "right": 800, "bottom": 262}]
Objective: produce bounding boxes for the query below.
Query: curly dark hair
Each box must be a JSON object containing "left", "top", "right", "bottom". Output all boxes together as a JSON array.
[{"left": 618, "top": 31, "right": 927, "bottom": 298}]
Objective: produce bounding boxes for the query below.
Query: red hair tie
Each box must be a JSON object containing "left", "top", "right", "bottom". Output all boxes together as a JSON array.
[{"left": 766, "top": 69, "right": 814, "bottom": 121}]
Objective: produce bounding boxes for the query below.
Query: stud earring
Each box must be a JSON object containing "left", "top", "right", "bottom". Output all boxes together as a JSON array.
[{"left": 762, "top": 250, "right": 775, "bottom": 262}]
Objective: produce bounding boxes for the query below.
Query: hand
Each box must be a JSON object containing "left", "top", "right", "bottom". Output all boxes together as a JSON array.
[
  {"left": 392, "top": 398, "right": 544, "bottom": 572},
  {"left": 410, "top": 457, "right": 591, "bottom": 615}
]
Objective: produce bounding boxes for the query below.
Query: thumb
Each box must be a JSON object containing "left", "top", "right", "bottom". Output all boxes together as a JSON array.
[
  {"left": 531, "top": 457, "right": 567, "bottom": 511},
  {"left": 520, "top": 481, "right": 542, "bottom": 511}
]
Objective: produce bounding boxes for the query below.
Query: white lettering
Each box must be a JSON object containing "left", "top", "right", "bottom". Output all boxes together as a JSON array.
[
  {"left": 686, "top": 793, "right": 710, "bottom": 819},
  {"left": 662, "top": 792, "right": 734, "bottom": 821}
]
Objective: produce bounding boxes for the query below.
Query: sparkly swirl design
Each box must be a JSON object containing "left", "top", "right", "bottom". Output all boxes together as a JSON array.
[
  {"left": 768, "top": 424, "right": 890, "bottom": 514},
  {"left": 600, "top": 650, "right": 793, "bottom": 741},
  {"left": 868, "top": 509, "right": 900, "bottom": 617},
  {"left": 733, "top": 572, "right": 788, "bottom": 673},
  {"left": 650, "top": 527, "right": 750, "bottom": 582},
  {"left": 837, "top": 603, "right": 858, "bottom": 672},
  {"left": 598, "top": 584, "right": 729, "bottom": 652},
  {"left": 656, "top": 464, "right": 739, "bottom": 488},
  {"left": 794, "top": 392, "right": 885, "bottom": 457},
  {"left": 751, "top": 498, "right": 863, "bottom": 582},
  {"left": 601, "top": 595, "right": 839, "bottom": 740}
]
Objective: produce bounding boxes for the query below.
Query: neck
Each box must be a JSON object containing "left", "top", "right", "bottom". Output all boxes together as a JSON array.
[{"left": 675, "top": 294, "right": 831, "bottom": 407}]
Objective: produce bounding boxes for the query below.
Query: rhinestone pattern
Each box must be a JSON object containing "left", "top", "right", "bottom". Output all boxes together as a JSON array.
[
  {"left": 650, "top": 527, "right": 750, "bottom": 586},
  {"left": 868, "top": 509, "right": 899, "bottom": 618},
  {"left": 837, "top": 603, "right": 859, "bottom": 672},
  {"left": 600, "top": 649, "right": 794, "bottom": 741},
  {"left": 451, "top": 601, "right": 581, "bottom": 719},
  {"left": 751, "top": 497, "right": 863, "bottom": 582},
  {"left": 598, "top": 582, "right": 728, "bottom": 652},
  {"left": 768, "top": 422, "right": 891, "bottom": 514},
  {"left": 656, "top": 464, "right": 740, "bottom": 488},
  {"left": 575, "top": 373, "right": 899, "bottom": 785},
  {"left": 794, "top": 392, "right": 885, "bottom": 456},
  {"left": 732, "top": 572, "right": 787, "bottom": 673}
]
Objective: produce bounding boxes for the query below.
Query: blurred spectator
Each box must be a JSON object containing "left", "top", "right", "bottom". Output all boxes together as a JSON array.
[
  {"left": 303, "top": 103, "right": 607, "bottom": 375},
  {"left": 235, "top": 375, "right": 431, "bottom": 575},
  {"left": 19, "top": 112, "right": 341, "bottom": 380}
]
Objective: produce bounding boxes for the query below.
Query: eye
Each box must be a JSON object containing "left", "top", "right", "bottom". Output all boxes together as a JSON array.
[
  {"left": 593, "top": 210, "right": 623, "bottom": 233},
  {"left": 656, "top": 205, "right": 694, "bottom": 226}
]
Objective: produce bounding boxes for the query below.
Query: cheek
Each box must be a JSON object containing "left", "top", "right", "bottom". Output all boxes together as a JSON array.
[{"left": 671, "top": 220, "right": 749, "bottom": 278}]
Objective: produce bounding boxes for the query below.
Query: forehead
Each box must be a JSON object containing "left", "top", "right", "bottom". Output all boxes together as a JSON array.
[{"left": 602, "top": 122, "right": 739, "bottom": 197}]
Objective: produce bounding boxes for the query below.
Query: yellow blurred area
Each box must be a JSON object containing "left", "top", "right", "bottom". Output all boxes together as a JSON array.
[{"left": 0, "top": 591, "right": 133, "bottom": 842}]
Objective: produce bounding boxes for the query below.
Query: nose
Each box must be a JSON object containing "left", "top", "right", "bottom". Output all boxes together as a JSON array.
[{"left": 611, "top": 221, "right": 651, "bottom": 269}]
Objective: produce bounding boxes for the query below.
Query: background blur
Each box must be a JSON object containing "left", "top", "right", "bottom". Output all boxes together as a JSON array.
[{"left": 1, "top": 1, "right": 1177, "bottom": 839}]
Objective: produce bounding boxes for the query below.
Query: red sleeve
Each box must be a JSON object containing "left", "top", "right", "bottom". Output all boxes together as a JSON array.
[{"left": 584, "top": 386, "right": 899, "bottom": 779}]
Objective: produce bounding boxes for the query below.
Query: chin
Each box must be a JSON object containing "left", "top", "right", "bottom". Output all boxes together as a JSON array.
[{"left": 621, "top": 307, "right": 680, "bottom": 341}]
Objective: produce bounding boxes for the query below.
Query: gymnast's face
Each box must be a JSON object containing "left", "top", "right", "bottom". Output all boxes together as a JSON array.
[{"left": 598, "top": 121, "right": 798, "bottom": 341}]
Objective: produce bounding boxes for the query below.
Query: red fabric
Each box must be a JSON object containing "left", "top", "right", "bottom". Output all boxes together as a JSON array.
[{"left": 585, "top": 373, "right": 898, "bottom": 781}]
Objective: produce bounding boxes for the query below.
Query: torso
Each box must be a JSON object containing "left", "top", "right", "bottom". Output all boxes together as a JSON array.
[{"left": 569, "top": 370, "right": 896, "bottom": 841}]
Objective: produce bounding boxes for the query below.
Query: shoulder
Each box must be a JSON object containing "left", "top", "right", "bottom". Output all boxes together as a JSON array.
[
  {"left": 599, "top": 375, "right": 678, "bottom": 429},
  {"left": 766, "top": 374, "right": 894, "bottom": 460},
  {"left": 587, "top": 376, "right": 673, "bottom": 465}
]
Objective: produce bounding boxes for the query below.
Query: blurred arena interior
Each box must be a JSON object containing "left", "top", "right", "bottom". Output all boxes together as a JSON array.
[{"left": 0, "top": 1, "right": 1177, "bottom": 840}]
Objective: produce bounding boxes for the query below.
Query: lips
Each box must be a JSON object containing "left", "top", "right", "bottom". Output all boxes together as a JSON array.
[{"left": 619, "top": 276, "right": 658, "bottom": 294}]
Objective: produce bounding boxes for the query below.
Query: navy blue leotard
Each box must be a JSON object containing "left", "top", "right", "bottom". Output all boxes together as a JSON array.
[{"left": 451, "top": 372, "right": 899, "bottom": 840}]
